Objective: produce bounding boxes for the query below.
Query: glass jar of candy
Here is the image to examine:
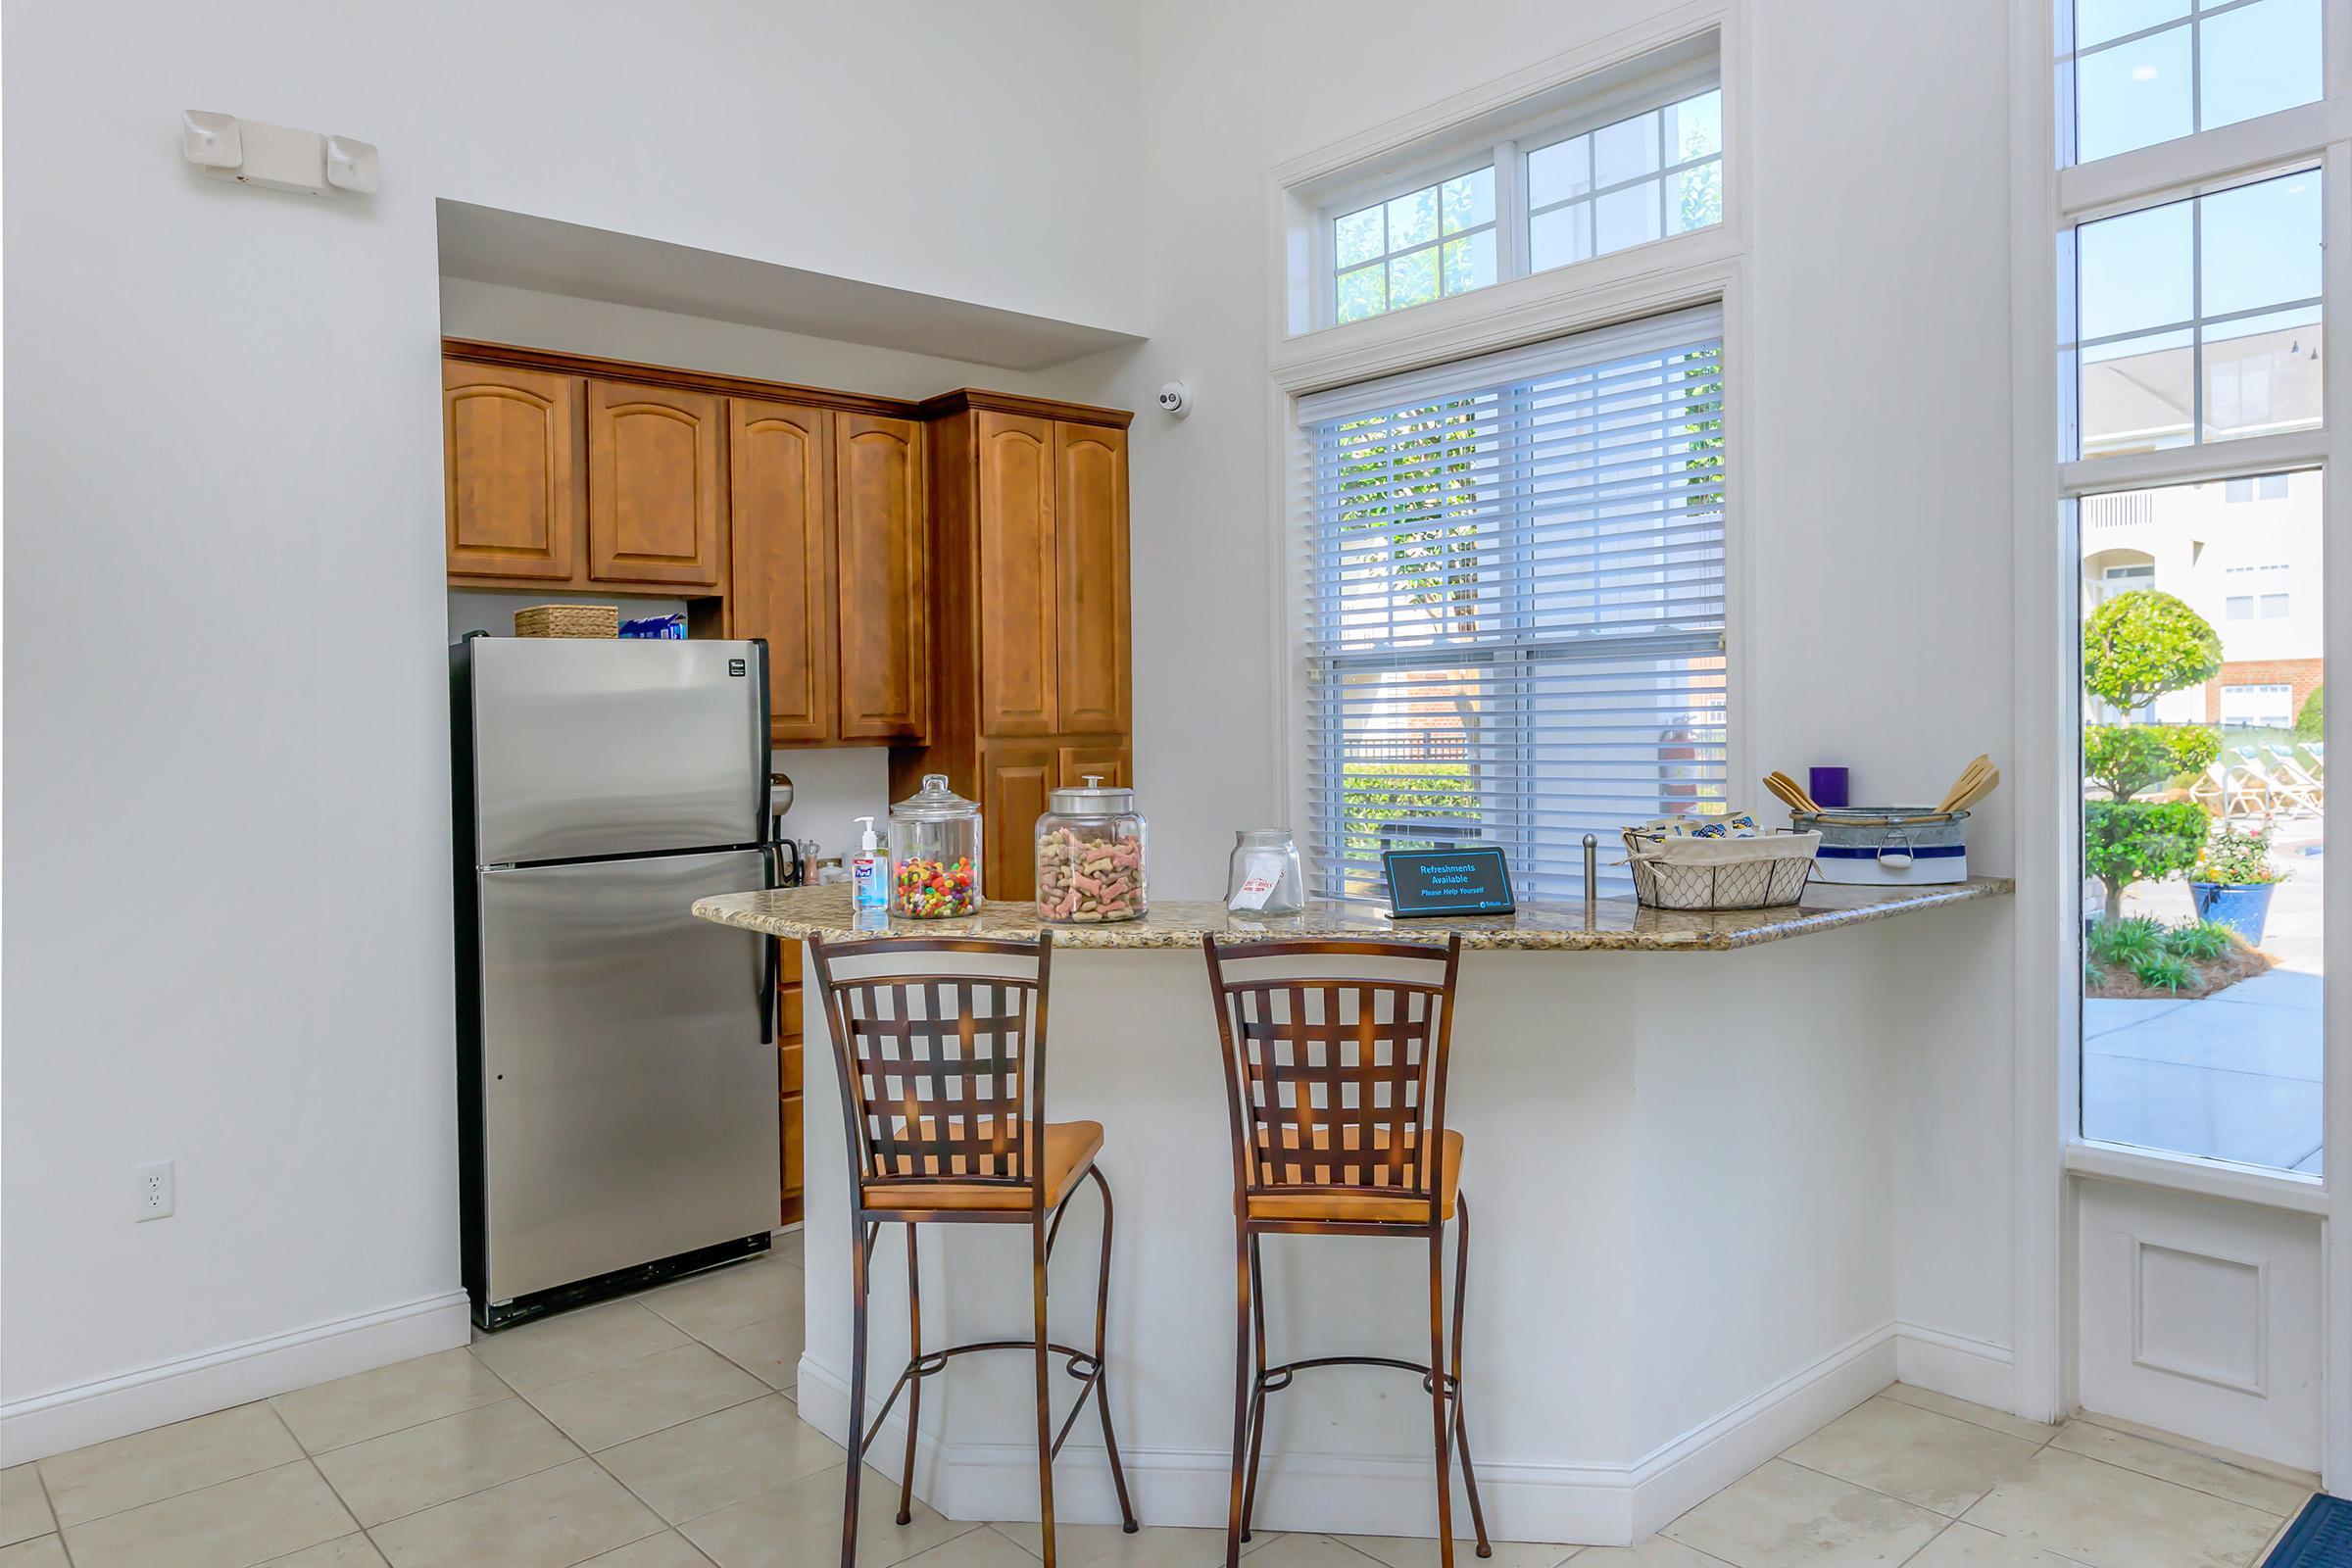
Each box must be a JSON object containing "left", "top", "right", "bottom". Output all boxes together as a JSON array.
[
  {"left": 888, "top": 773, "right": 982, "bottom": 918},
  {"left": 1034, "top": 776, "right": 1147, "bottom": 923}
]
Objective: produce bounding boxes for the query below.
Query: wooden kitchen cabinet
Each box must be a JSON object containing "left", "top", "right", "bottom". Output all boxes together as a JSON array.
[
  {"left": 835, "top": 413, "right": 929, "bottom": 741},
  {"left": 443, "top": 362, "right": 583, "bottom": 581},
  {"left": 728, "top": 399, "right": 836, "bottom": 744},
  {"left": 778, "top": 977, "right": 806, "bottom": 1225},
  {"left": 895, "top": 392, "right": 1135, "bottom": 867},
  {"left": 588, "top": 380, "right": 725, "bottom": 588},
  {"left": 1054, "top": 422, "right": 1131, "bottom": 734},
  {"left": 976, "top": 413, "right": 1058, "bottom": 736},
  {"left": 1057, "top": 742, "right": 1131, "bottom": 790},
  {"left": 980, "top": 738, "right": 1059, "bottom": 905}
]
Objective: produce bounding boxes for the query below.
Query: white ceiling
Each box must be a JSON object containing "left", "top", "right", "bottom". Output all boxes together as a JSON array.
[{"left": 435, "top": 201, "right": 1143, "bottom": 372}]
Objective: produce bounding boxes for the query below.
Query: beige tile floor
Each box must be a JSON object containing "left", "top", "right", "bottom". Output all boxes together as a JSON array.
[{"left": 0, "top": 1235, "right": 2319, "bottom": 1567}]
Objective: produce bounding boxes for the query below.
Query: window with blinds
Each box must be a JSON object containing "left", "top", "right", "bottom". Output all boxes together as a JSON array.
[{"left": 1297, "top": 306, "right": 1729, "bottom": 901}]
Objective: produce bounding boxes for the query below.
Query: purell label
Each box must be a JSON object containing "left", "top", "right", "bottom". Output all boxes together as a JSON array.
[
  {"left": 1228, "top": 851, "right": 1287, "bottom": 912},
  {"left": 852, "top": 857, "right": 886, "bottom": 909}
]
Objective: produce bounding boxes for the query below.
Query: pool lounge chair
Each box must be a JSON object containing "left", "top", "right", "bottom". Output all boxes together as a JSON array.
[{"left": 2191, "top": 760, "right": 2270, "bottom": 819}]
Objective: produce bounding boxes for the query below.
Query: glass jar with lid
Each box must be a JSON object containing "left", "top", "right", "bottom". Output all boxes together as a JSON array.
[
  {"left": 1035, "top": 776, "right": 1147, "bottom": 922},
  {"left": 1225, "top": 829, "right": 1304, "bottom": 918},
  {"left": 889, "top": 773, "right": 982, "bottom": 918}
]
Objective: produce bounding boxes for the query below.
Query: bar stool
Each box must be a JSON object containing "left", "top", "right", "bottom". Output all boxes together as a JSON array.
[
  {"left": 808, "top": 932, "right": 1139, "bottom": 1568},
  {"left": 1200, "top": 933, "right": 1491, "bottom": 1568}
]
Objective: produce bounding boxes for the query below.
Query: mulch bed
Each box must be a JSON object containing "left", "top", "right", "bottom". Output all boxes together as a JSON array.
[{"left": 2087, "top": 942, "right": 2273, "bottom": 1001}]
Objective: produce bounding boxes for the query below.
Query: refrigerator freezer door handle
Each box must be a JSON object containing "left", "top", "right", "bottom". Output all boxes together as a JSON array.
[{"left": 759, "top": 844, "right": 781, "bottom": 1045}]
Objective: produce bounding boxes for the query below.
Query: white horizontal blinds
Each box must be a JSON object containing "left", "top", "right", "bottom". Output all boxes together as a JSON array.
[{"left": 1298, "top": 306, "right": 1728, "bottom": 901}]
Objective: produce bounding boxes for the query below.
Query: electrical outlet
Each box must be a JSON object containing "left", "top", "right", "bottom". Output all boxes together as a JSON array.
[{"left": 135, "top": 1160, "right": 174, "bottom": 1221}]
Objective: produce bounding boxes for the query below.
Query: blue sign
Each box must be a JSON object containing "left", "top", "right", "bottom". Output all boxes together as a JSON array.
[{"left": 1382, "top": 847, "right": 1515, "bottom": 918}]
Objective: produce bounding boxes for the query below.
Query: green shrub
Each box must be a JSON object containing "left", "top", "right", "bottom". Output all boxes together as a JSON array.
[
  {"left": 2082, "top": 723, "right": 2220, "bottom": 801},
  {"left": 2162, "top": 920, "right": 2234, "bottom": 960},
  {"left": 2130, "top": 952, "right": 2195, "bottom": 993},
  {"left": 2297, "top": 683, "right": 2325, "bottom": 741},
  {"left": 2087, "top": 915, "right": 2164, "bottom": 965},
  {"left": 2082, "top": 800, "right": 2211, "bottom": 923},
  {"left": 1338, "top": 760, "right": 1478, "bottom": 875}
]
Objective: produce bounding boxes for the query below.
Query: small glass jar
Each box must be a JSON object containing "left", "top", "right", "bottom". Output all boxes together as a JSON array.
[
  {"left": 1035, "top": 776, "right": 1148, "bottom": 922},
  {"left": 889, "top": 773, "right": 982, "bottom": 918},
  {"left": 1225, "top": 829, "right": 1304, "bottom": 918}
]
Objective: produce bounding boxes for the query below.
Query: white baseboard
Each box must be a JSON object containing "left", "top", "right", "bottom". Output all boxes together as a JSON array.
[
  {"left": 1624, "top": 1321, "right": 1896, "bottom": 1539},
  {"left": 0, "top": 1290, "right": 472, "bottom": 1465},
  {"left": 1892, "top": 1323, "right": 2018, "bottom": 1414},
  {"left": 797, "top": 1319, "right": 1938, "bottom": 1546}
]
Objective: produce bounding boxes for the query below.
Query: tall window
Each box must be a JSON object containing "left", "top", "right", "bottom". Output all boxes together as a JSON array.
[
  {"left": 2061, "top": 0, "right": 2333, "bottom": 1176},
  {"left": 1298, "top": 308, "right": 1728, "bottom": 899}
]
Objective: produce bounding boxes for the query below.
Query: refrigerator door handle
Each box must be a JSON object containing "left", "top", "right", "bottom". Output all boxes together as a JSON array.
[{"left": 759, "top": 844, "right": 781, "bottom": 1045}]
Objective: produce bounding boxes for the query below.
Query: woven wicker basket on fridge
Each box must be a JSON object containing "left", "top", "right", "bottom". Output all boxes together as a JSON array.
[{"left": 513, "top": 604, "right": 618, "bottom": 638}]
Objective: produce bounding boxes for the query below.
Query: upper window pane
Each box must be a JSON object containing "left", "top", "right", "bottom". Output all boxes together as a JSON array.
[
  {"left": 1332, "top": 167, "right": 1497, "bottom": 324},
  {"left": 2070, "top": 0, "right": 2323, "bottom": 165},
  {"left": 1526, "top": 87, "right": 1723, "bottom": 275},
  {"left": 2074, "top": 169, "right": 2324, "bottom": 459}
]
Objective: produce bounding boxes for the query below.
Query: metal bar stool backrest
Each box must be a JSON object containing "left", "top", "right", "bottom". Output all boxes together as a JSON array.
[
  {"left": 808, "top": 933, "right": 1054, "bottom": 1206},
  {"left": 1200, "top": 935, "right": 1463, "bottom": 1226}
]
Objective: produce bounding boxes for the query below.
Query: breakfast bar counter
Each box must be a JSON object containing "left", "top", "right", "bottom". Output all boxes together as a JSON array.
[{"left": 693, "top": 877, "right": 2015, "bottom": 1547}]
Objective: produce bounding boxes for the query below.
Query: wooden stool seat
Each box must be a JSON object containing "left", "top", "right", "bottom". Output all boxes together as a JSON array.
[
  {"left": 1247, "top": 1128, "right": 1463, "bottom": 1223},
  {"left": 864, "top": 1119, "right": 1104, "bottom": 1211}
]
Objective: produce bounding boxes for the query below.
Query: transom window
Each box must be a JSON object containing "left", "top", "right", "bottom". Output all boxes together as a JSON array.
[
  {"left": 2072, "top": 167, "right": 2322, "bottom": 459},
  {"left": 1319, "top": 76, "right": 1724, "bottom": 329},
  {"left": 2068, "top": 0, "right": 2324, "bottom": 164},
  {"left": 1335, "top": 168, "right": 1497, "bottom": 324},
  {"left": 1526, "top": 90, "right": 1722, "bottom": 271}
]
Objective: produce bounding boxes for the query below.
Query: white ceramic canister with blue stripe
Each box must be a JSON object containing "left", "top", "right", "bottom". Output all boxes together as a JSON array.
[{"left": 1788, "top": 807, "right": 1968, "bottom": 885}]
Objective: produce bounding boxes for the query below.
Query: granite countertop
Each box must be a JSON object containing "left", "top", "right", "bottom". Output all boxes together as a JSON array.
[{"left": 692, "top": 877, "right": 2012, "bottom": 953}]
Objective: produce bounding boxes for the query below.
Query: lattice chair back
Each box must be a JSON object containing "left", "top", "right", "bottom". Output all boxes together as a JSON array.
[
  {"left": 808, "top": 933, "right": 1053, "bottom": 1205},
  {"left": 1200, "top": 935, "right": 1462, "bottom": 1223}
]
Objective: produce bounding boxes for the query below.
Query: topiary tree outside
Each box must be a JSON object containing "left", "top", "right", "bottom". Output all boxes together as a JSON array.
[
  {"left": 2082, "top": 590, "right": 2223, "bottom": 716},
  {"left": 2296, "top": 683, "right": 2325, "bottom": 742},
  {"left": 2082, "top": 590, "right": 2225, "bottom": 922},
  {"left": 2084, "top": 799, "right": 2211, "bottom": 924}
]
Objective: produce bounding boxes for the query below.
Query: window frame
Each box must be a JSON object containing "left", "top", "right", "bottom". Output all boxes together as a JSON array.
[
  {"left": 1309, "top": 73, "right": 1724, "bottom": 332},
  {"left": 2007, "top": 0, "right": 2352, "bottom": 1460},
  {"left": 1293, "top": 309, "right": 1732, "bottom": 902}
]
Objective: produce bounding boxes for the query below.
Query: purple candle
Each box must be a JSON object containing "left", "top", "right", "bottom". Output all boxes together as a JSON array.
[{"left": 1809, "top": 766, "right": 1849, "bottom": 809}]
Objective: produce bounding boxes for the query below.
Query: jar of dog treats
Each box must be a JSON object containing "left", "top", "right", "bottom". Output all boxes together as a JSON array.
[
  {"left": 889, "top": 773, "right": 982, "bottom": 918},
  {"left": 1035, "top": 777, "right": 1147, "bottom": 923}
]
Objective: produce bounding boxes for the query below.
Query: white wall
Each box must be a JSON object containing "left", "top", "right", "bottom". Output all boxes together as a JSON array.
[
  {"left": 1055, "top": 0, "right": 2022, "bottom": 1375},
  {"left": 1, "top": 0, "right": 1142, "bottom": 1457}
]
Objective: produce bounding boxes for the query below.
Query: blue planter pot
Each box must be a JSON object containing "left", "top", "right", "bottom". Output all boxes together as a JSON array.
[{"left": 2190, "top": 881, "right": 2278, "bottom": 945}]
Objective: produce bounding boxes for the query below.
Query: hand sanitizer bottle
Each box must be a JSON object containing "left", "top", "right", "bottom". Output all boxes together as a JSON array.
[{"left": 850, "top": 817, "right": 887, "bottom": 913}]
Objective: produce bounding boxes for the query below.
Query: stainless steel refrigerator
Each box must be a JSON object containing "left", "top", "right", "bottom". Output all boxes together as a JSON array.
[{"left": 451, "top": 634, "right": 781, "bottom": 1330}]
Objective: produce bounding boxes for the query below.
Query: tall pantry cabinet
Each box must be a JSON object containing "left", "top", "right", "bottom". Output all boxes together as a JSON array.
[{"left": 894, "top": 393, "right": 1133, "bottom": 906}]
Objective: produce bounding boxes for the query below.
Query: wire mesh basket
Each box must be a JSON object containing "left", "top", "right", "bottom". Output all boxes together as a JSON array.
[{"left": 1621, "top": 830, "right": 1820, "bottom": 911}]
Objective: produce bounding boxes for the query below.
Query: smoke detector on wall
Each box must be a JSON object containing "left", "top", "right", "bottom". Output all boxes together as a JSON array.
[{"left": 181, "top": 111, "right": 378, "bottom": 197}]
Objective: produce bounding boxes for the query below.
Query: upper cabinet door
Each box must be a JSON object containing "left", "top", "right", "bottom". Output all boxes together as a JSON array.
[
  {"left": 728, "top": 400, "right": 835, "bottom": 745},
  {"left": 1054, "top": 422, "right": 1131, "bottom": 734},
  {"left": 588, "top": 380, "right": 724, "bottom": 588},
  {"left": 976, "top": 412, "right": 1058, "bottom": 736},
  {"left": 444, "top": 363, "right": 583, "bottom": 581},
  {"left": 834, "top": 413, "right": 928, "bottom": 742}
]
